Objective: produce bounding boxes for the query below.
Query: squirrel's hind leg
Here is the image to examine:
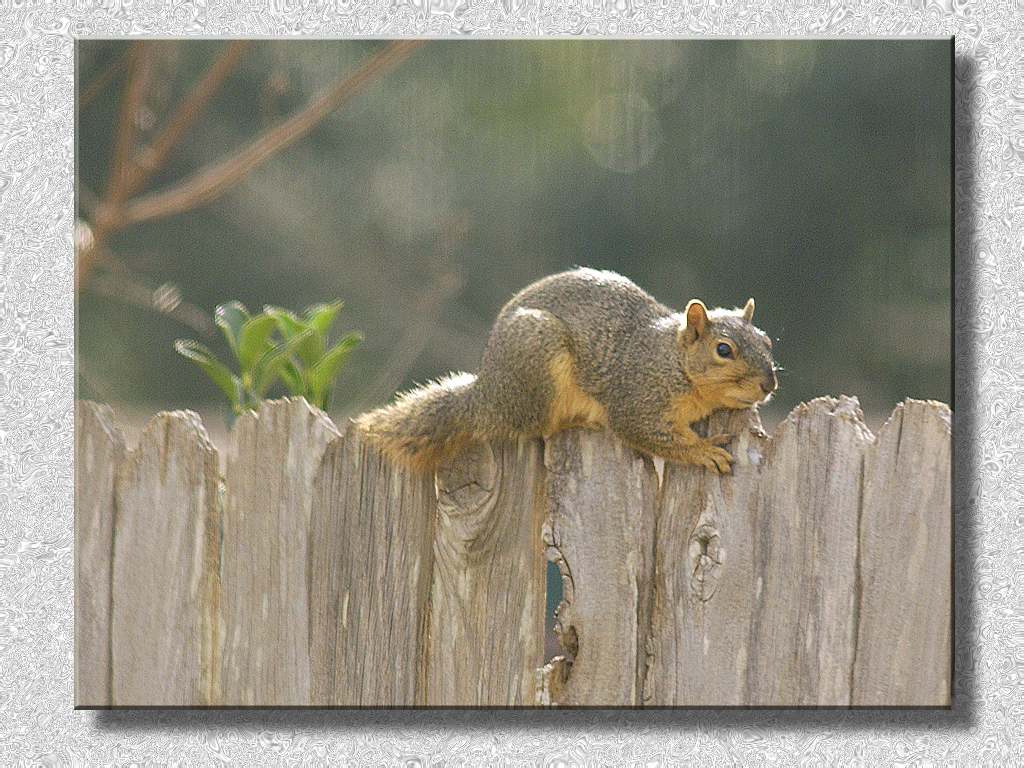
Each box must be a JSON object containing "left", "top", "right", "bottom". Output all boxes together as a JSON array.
[{"left": 473, "top": 307, "right": 594, "bottom": 440}]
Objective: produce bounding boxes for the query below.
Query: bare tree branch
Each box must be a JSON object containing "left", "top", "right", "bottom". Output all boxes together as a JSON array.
[
  {"left": 121, "top": 40, "right": 423, "bottom": 229},
  {"left": 87, "top": 268, "right": 217, "bottom": 337},
  {"left": 77, "top": 42, "right": 250, "bottom": 293},
  {"left": 105, "top": 41, "right": 152, "bottom": 208},
  {"left": 120, "top": 41, "right": 252, "bottom": 201},
  {"left": 77, "top": 42, "right": 153, "bottom": 294},
  {"left": 78, "top": 43, "right": 132, "bottom": 112},
  {"left": 76, "top": 40, "right": 422, "bottom": 298}
]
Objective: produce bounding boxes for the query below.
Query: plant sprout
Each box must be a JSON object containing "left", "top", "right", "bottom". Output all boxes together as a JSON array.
[{"left": 175, "top": 300, "right": 361, "bottom": 428}]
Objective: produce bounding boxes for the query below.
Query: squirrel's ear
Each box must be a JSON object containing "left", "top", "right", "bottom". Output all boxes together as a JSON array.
[
  {"left": 742, "top": 298, "right": 755, "bottom": 322},
  {"left": 681, "top": 299, "right": 709, "bottom": 345}
]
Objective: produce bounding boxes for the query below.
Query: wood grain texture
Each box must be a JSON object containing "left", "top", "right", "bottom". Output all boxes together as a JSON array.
[
  {"left": 219, "top": 398, "right": 339, "bottom": 705},
  {"left": 308, "top": 422, "right": 436, "bottom": 705},
  {"left": 543, "top": 427, "right": 659, "bottom": 706},
  {"left": 746, "top": 396, "right": 871, "bottom": 705},
  {"left": 110, "top": 410, "right": 220, "bottom": 706},
  {"left": 426, "top": 438, "right": 547, "bottom": 706},
  {"left": 74, "top": 401, "right": 126, "bottom": 707},
  {"left": 853, "top": 399, "right": 952, "bottom": 705},
  {"left": 76, "top": 395, "right": 952, "bottom": 707},
  {"left": 645, "top": 407, "right": 769, "bottom": 706}
]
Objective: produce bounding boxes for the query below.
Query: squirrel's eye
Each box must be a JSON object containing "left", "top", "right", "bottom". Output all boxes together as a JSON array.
[{"left": 716, "top": 342, "right": 733, "bottom": 359}]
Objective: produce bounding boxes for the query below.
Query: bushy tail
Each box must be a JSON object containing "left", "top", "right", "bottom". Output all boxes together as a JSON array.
[{"left": 353, "top": 372, "right": 478, "bottom": 471}]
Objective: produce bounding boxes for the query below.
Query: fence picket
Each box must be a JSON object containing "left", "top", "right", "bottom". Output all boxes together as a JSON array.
[
  {"left": 745, "top": 396, "right": 870, "bottom": 705},
  {"left": 645, "top": 407, "right": 768, "bottom": 706},
  {"left": 309, "top": 423, "right": 436, "bottom": 705},
  {"left": 543, "top": 428, "right": 659, "bottom": 706},
  {"left": 853, "top": 400, "right": 953, "bottom": 705},
  {"left": 110, "top": 410, "right": 220, "bottom": 706},
  {"left": 74, "top": 401, "right": 126, "bottom": 707},
  {"left": 426, "top": 438, "right": 547, "bottom": 706},
  {"left": 219, "top": 398, "right": 338, "bottom": 706}
]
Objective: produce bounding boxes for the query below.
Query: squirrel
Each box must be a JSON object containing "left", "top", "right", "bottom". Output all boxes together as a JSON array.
[{"left": 354, "top": 268, "right": 777, "bottom": 473}]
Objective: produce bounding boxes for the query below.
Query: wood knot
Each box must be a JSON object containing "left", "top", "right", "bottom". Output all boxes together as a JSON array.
[
  {"left": 688, "top": 523, "right": 722, "bottom": 602},
  {"left": 435, "top": 440, "right": 498, "bottom": 514}
]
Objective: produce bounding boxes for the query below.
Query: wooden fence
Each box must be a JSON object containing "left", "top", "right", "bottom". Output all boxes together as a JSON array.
[{"left": 75, "top": 395, "right": 951, "bottom": 707}]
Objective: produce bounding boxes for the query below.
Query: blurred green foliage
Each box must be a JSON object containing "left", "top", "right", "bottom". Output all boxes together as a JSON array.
[
  {"left": 75, "top": 39, "right": 951, "bottom": 426},
  {"left": 175, "top": 300, "right": 360, "bottom": 427}
]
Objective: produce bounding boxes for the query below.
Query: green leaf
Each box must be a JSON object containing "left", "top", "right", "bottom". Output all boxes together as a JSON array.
[
  {"left": 175, "top": 339, "right": 243, "bottom": 411},
  {"left": 303, "top": 300, "right": 344, "bottom": 337},
  {"left": 238, "top": 314, "right": 278, "bottom": 373},
  {"left": 263, "top": 305, "right": 304, "bottom": 340},
  {"left": 294, "top": 329, "right": 324, "bottom": 370},
  {"left": 277, "top": 360, "right": 305, "bottom": 396},
  {"left": 252, "top": 328, "right": 314, "bottom": 397},
  {"left": 307, "top": 332, "right": 361, "bottom": 407},
  {"left": 215, "top": 301, "right": 250, "bottom": 362},
  {"left": 295, "top": 301, "right": 345, "bottom": 369},
  {"left": 254, "top": 352, "right": 291, "bottom": 399},
  {"left": 265, "top": 304, "right": 319, "bottom": 367}
]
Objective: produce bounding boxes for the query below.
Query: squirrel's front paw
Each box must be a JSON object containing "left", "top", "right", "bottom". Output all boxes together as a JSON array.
[
  {"left": 698, "top": 443, "right": 734, "bottom": 474},
  {"left": 709, "top": 433, "right": 733, "bottom": 447}
]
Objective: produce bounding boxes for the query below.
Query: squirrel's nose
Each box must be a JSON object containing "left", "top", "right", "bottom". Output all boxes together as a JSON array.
[{"left": 761, "top": 373, "right": 777, "bottom": 395}]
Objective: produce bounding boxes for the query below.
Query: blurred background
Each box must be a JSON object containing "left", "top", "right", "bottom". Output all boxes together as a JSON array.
[{"left": 75, "top": 39, "right": 951, "bottom": 447}]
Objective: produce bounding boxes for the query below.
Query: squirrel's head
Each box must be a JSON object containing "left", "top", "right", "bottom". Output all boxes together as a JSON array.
[{"left": 678, "top": 298, "right": 777, "bottom": 407}]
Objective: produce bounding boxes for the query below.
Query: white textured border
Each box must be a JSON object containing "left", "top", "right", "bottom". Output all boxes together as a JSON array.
[{"left": 1, "top": 2, "right": 1018, "bottom": 764}]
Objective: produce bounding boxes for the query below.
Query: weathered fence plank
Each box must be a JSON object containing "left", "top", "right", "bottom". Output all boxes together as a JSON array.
[
  {"left": 110, "top": 410, "right": 220, "bottom": 706},
  {"left": 308, "top": 423, "right": 436, "bottom": 705},
  {"left": 426, "top": 438, "right": 547, "bottom": 706},
  {"left": 853, "top": 399, "right": 952, "bottom": 705},
  {"left": 645, "top": 407, "right": 768, "bottom": 706},
  {"left": 74, "top": 401, "right": 125, "bottom": 707},
  {"left": 219, "top": 398, "right": 338, "bottom": 705},
  {"left": 75, "top": 395, "right": 951, "bottom": 707},
  {"left": 542, "top": 428, "right": 659, "bottom": 706},
  {"left": 745, "top": 396, "right": 870, "bottom": 705}
]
